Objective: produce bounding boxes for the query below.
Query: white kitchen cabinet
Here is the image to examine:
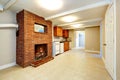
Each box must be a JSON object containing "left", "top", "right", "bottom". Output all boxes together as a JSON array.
[
  {"left": 53, "top": 42, "right": 60, "bottom": 56},
  {"left": 55, "top": 42, "right": 60, "bottom": 54},
  {"left": 53, "top": 41, "right": 64, "bottom": 56},
  {"left": 60, "top": 43, "right": 64, "bottom": 53}
]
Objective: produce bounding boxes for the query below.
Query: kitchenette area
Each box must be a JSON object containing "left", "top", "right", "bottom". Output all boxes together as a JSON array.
[{"left": 53, "top": 26, "right": 71, "bottom": 56}]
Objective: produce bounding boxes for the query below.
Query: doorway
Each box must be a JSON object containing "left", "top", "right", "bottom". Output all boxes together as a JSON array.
[{"left": 75, "top": 31, "right": 85, "bottom": 49}]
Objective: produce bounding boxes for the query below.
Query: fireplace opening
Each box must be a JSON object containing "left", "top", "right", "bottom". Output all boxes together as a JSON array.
[{"left": 35, "top": 44, "right": 47, "bottom": 60}]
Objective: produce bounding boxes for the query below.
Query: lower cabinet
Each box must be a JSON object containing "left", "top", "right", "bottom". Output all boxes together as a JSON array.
[
  {"left": 64, "top": 42, "right": 69, "bottom": 52},
  {"left": 53, "top": 42, "right": 60, "bottom": 56},
  {"left": 53, "top": 41, "right": 69, "bottom": 56},
  {"left": 60, "top": 43, "right": 64, "bottom": 53},
  {"left": 55, "top": 42, "right": 60, "bottom": 55}
]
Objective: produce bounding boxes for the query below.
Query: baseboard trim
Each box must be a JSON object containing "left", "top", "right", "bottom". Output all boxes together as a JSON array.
[
  {"left": 85, "top": 50, "right": 100, "bottom": 53},
  {"left": 105, "top": 63, "right": 114, "bottom": 79},
  {"left": 0, "top": 62, "right": 16, "bottom": 70},
  {"left": 76, "top": 47, "right": 85, "bottom": 49}
]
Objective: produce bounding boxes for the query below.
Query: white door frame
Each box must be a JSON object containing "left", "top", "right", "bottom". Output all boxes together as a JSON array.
[
  {"left": 113, "top": 0, "right": 116, "bottom": 80},
  {"left": 100, "top": 23, "right": 103, "bottom": 58}
]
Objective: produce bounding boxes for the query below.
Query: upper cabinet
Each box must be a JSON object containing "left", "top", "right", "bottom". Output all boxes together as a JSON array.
[
  {"left": 63, "top": 30, "right": 69, "bottom": 38},
  {"left": 54, "top": 26, "right": 63, "bottom": 37}
]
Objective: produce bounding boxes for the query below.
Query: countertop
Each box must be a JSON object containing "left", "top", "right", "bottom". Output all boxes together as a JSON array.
[
  {"left": 60, "top": 41, "right": 71, "bottom": 43},
  {"left": 53, "top": 40, "right": 71, "bottom": 43}
]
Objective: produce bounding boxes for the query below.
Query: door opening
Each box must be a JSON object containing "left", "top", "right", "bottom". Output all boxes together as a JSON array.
[{"left": 75, "top": 31, "right": 85, "bottom": 49}]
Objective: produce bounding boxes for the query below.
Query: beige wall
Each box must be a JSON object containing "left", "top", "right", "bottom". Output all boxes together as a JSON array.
[
  {"left": 116, "top": 0, "right": 120, "bottom": 79},
  {"left": 0, "top": 28, "right": 16, "bottom": 66},
  {"left": 101, "top": 19, "right": 106, "bottom": 59},
  {"left": 85, "top": 26, "right": 100, "bottom": 52},
  {"left": 69, "top": 30, "right": 75, "bottom": 49}
]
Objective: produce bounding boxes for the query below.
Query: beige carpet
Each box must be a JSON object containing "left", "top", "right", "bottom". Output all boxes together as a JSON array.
[{"left": 0, "top": 49, "right": 112, "bottom": 80}]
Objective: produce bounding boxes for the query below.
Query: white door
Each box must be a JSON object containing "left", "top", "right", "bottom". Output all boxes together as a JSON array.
[{"left": 105, "top": 5, "right": 114, "bottom": 78}]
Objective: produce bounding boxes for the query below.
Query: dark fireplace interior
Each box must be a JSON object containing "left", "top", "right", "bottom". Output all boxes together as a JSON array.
[{"left": 35, "top": 44, "right": 47, "bottom": 60}]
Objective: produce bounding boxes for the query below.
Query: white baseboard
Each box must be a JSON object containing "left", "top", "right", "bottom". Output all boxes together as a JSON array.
[
  {"left": 71, "top": 47, "right": 85, "bottom": 50},
  {"left": 105, "top": 63, "right": 114, "bottom": 79},
  {"left": 85, "top": 50, "right": 100, "bottom": 53},
  {"left": 102, "top": 57, "right": 113, "bottom": 79},
  {"left": 0, "top": 62, "right": 16, "bottom": 70}
]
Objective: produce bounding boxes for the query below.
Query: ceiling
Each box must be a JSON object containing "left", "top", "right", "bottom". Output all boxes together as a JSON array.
[
  {"left": 0, "top": 0, "right": 109, "bottom": 29},
  {"left": 0, "top": 0, "right": 9, "bottom": 6},
  {"left": 51, "top": 6, "right": 107, "bottom": 26}
]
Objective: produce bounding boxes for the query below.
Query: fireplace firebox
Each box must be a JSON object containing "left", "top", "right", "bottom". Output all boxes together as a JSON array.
[{"left": 35, "top": 44, "right": 47, "bottom": 60}]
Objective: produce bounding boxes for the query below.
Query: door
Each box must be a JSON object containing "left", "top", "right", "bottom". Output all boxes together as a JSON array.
[{"left": 105, "top": 5, "right": 114, "bottom": 78}]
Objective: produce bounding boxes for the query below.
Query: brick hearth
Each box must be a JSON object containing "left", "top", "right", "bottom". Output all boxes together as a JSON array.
[{"left": 16, "top": 10, "right": 53, "bottom": 67}]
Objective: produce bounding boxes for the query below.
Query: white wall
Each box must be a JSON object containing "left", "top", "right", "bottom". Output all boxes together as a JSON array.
[
  {"left": 0, "top": 10, "right": 17, "bottom": 69},
  {"left": 0, "top": 10, "right": 16, "bottom": 24},
  {"left": 0, "top": 27, "right": 16, "bottom": 67}
]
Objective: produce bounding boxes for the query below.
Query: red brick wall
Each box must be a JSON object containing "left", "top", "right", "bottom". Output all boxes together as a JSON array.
[{"left": 17, "top": 10, "right": 52, "bottom": 67}]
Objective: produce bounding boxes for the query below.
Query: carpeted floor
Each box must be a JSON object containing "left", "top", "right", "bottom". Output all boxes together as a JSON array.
[{"left": 0, "top": 49, "right": 112, "bottom": 80}]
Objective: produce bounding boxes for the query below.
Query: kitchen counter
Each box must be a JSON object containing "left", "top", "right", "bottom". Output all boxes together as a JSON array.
[
  {"left": 60, "top": 41, "right": 71, "bottom": 43},
  {"left": 53, "top": 40, "right": 71, "bottom": 42}
]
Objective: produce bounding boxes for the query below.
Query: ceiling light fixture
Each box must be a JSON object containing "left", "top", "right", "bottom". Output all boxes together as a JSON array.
[
  {"left": 61, "top": 16, "right": 77, "bottom": 22},
  {"left": 71, "top": 24, "right": 84, "bottom": 28},
  {"left": 38, "top": 0, "right": 63, "bottom": 10}
]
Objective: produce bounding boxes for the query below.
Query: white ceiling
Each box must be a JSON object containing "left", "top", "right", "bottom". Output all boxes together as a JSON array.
[
  {"left": 0, "top": 0, "right": 9, "bottom": 6},
  {"left": 0, "top": 0, "right": 110, "bottom": 29},
  {"left": 51, "top": 6, "right": 107, "bottom": 25}
]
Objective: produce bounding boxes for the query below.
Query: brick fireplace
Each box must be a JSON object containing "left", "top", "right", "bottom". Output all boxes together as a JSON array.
[{"left": 16, "top": 10, "right": 53, "bottom": 67}]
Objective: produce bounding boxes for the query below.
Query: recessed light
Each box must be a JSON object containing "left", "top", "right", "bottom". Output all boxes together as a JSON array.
[
  {"left": 38, "top": 0, "right": 63, "bottom": 10},
  {"left": 61, "top": 16, "right": 77, "bottom": 22},
  {"left": 71, "top": 24, "right": 84, "bottom": 28}
]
